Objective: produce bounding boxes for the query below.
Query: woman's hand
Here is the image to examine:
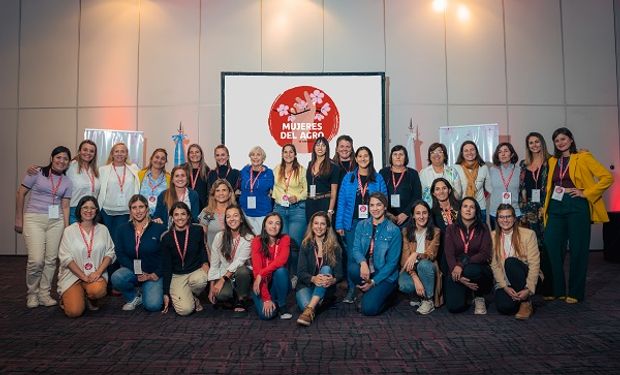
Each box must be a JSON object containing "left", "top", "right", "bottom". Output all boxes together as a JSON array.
[
  {"left": 288, "top": 195, "right": 298, "bottom": 204},
  {"left": 566, "top": 188, "right": 585, "bottom": 198},
  {"left": 504, "top": 286, "right": 519, "bottom": 300},
  {"left": 253, "top": 274, "right": 262, "bottom": 295},
  {"left": 413, "top": 276, "right": 425, "bottom": 297},
  {"left": 86, "top": 271, "right": 103, "bottom": 283},
  {"left": 201, "top": 263, "right": 210, "bottom": 274},
  {"left": 263, "top": 300, "right": 276, "bottom": 317},
  {"left": 336, "top": 229, "right": 344, "bottom": 236},
  {"left": 26, "top": 165, "right": 40, "bottom": 176},
  {"left": 451, "top": 265, "right": 463, "bottom": 281},
  {"left": 515, "top": 289, "right": 530, "bottom": 301},
  {"left": 459, "top": 277, "right": 479, "bottom": 291},
  {"left": 162, "top": 295, "right": 170, "bottom": 314},
  {"left": 153, "top": 218, "right": 164, "bottom": 224},
  {"left": 14, "top": 219, "right": 23, "bottom": 234},
  {"left": 404, "top": 254, "right": 417, "bottom": 272},
  {"left": 360, "top": 262, "right": 370, "bottom": 282},
  {"left": 358, "top": 279, "right": 374, "bottom": 292},
  {"left": 396, "top": 213, "right": 408, "bottom": 226}
]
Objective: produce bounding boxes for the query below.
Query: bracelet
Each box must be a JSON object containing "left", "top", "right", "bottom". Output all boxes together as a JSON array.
[{"left": 327, "top": 209, "right": 335, "bottom": 214}]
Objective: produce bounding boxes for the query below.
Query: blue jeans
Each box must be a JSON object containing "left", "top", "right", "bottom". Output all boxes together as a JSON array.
[
  {"left": 252, "top": 267, "right": 291, "bottom": 320},
  {"left": 274, "top": 202, "right": 307, "bottom": 275},
  {"left": 343, "top": 218, "right": 361, "bottom": 293},
  {"left": 111, "top": 267, "right": 164, "bottom": 311},
  {"left": 295, "top": 265, "right": 332, "bottom": 310},
  {"left": 100, "top": 210, "right": 130, "bottom": 280},
  {"left": 398, "top": 259, "right": 435, "bottom": 298},
  {"left": 349, "top": 265, "right": 396, "bottom": 316}
]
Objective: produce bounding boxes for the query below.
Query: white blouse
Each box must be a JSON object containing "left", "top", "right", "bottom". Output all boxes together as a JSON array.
[
  {"left": 207, "top": 232, "right": 253, "bottom": 281},
  {"left": 66, "top": 161, "right": 101, "bottom": 207}
]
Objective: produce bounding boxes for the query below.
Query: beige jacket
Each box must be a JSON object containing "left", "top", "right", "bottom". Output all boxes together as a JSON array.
[{"left": 490, "top": 227, "right": 541, "bottom": 294}]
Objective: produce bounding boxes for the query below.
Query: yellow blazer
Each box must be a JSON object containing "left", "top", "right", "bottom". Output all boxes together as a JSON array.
[
  {"left": 543, "top": 151, "right": 614, "bottom": 224},
  {"left": 491, "top": 227, "right": 541, "bottom": 295}
]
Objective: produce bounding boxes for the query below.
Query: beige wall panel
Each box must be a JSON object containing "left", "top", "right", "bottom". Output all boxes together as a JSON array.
[
  {"left": 0, "top": 110, "right": 18, "bottom": 254},
  {"left": 201, "top": 0, "right": 261, "bottom": 106},
  {"left": 19, "top": 0, "right": 79, "bottom": 108},
  {"left": 445, "top": 0, "right": 506, "bottom": 105},
  {"left": 138, "top": 0, "right": 201, "bottom": 106},
  {"left": 385, "top": 0, "right": 447, "bottom": 105},
  {"left": 78, "top": 0, "right": 140, "bottom": 107},
  {"left": 77, "top": 107, "right": 138, "bottom": 159},
  {"left": 324, "top": 0, "right": 385, "bottom": 72},
  {"left": 261, "top": 0, "right": 323, "bottom": 72},
  {"left": 563, "top": 0, "right": 617, "bottom": 105},
  {"left": 0, "top": 0, "right": 19, "bottom": 108},
  {"left": 198, "top": 105, "right": 222, "bottom": 165},
  {"left": 504, "top": 0, "right": 564, "bottom": 105},
  {"left": 506, "top": 106, "right": 566, "bottom": 161}
]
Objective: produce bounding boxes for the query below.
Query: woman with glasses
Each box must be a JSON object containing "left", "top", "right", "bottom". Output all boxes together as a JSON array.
[{"left": 420, "top": 143, "right": 462, "bottom": 206}]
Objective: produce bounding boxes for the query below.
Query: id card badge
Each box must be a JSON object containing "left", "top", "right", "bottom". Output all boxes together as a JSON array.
[
  {"left": 247, "top": 196, "right": 257, "bottom": 209},
  {"left": 358, "top": 204, "right": 369, "bottom": 219},
  {"left": 531, "top": 189, "right": 541, "bottom": 203},
  {"left": 117, "top": 192, "right": 126, "bottom": 206},
  {"left": 48, "top": 205, "right": 60, "bottom": 219},
  {"left": 280, "top": 195, "right": 290, "bottom": 207},
  {"left": 84, "top": 260, "right": 95, "bottom": 275},
  {"left": 551, "top": 186, "right": 565, "bottom": 201},
  {"left": 309, "top": 185, "right": 317, "bottom": 198},
  {"left": 390, "top": 194, "right": 401, "bottom": 208},
  {"left": 502, "top": 192, "right": 512, "bottom": 204},
  {"left": 133, "top": 259, "right": 143, "bottom": 275}
]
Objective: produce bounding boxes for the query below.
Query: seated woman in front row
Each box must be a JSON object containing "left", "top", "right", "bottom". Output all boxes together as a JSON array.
[
  {"left": 349, "top": 192, "right": 402, "bottom": 316},
  {"left": 251, "top": 212, "right": 292, "bottom": 320},
  {"left": 399, "top": 200, "right": 441, "bottom": 315},
  {"left": 444, "top": 197, "right": 493, "bottom": 315},
  {"left": 161, "top": 202, "right": 210, "bottom": 316},
  {"left": 491, "top": 203, "right": 541, "bottom": 320},
  {"left": 295, "top": 211, "right": 343, "bottom": 326},
  {"left": 208, "top": 205, "right": 254, "bottom": 316}
]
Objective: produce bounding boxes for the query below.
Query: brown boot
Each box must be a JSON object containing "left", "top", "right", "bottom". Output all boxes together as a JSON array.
[
  {"left": 296, "top": 306, "right": 315, "bottom": 326},
  {"left": 515, "top": 301, "right": 533, "bottom": 320}
]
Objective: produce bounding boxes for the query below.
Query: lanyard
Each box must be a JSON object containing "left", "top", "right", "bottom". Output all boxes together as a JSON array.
[
  {"left": 113, "top": 165, "right": 127, "bottom": 193},
  {"left": 340, "top": 160, "right": 353, "bottom": 173},
  {"left": 284, "top": 170, "right": 293, "bottom": 193},
  {"left": 501, "top": 231, "right": 513, "bottom": 259},
  {"left": 230, "top": 234, "right": 241, "bottom": 261},
  {"left": 391, "top": 169, "right": 406, "bottom": 191},
  {"left": 147, "top": 172, "right": 165, "bottom": 194},
  {"left": 531, "top": 165, "right": 542, "bottom": 189},
  {"left": 189, "top": 168, "right": 199, "bottom": 190},
  {"left": 173, "top": 226, "right": 190, "bottom": 268},
  {"left": 218, "top": 165, "right": 232, "bottom": 180},
  {"left": 458, "top": 228, "right": 475, "bottom": 254},
  {"left": 558, "top": 157, "right": 570, "bottom": 184},
  {"left": 134, "top": 221, "right": 148, "bottom": 258},
  {"left": 249, "top": 168, "right": 263, "bottom": 193},
  {"left": 49, "top": 173, "right": 63, "bottom": 205},
  {"left": 442, "top": 206, "right": 453, "bottom": 225},
  {"left": 314, "top": 240, "right": 325, "bottom": 271},
  {"left": 357, "top": 171, "right": 369, "bottom": 202},
  {"left": 78, "top": 223, "right": 94, "bottom": 259},
  {"left": 85, "top": 168, "right": 95, "bottom": 193},
  {"left": 177, "top": 188, "right": 187, "bottom": 204},
  {"left": 499, "top": 164, "right": 516, "bottom": 191}
]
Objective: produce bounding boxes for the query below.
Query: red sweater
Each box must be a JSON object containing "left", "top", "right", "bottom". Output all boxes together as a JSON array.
[{"left": 251, "top": 235, "right": 290, "bottom": 302}]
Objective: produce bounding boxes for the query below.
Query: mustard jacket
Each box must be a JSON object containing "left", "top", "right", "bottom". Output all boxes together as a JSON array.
[
  {"left": 543, "top": 151, "right": 614, "bottom": 224},
  {"left": 491, "top": 227, "right": 541, "bottom": 295}
]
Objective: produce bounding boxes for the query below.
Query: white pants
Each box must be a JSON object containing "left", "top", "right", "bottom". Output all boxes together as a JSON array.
[
  {"left": 23, "top": 213, "right": 64, "bottom": 298},
  {"left": 170, "top": 267, "right": 209, "bottom": 316},
  {"left": 245, "top": 216, "right": 265, "bottom": 236}
]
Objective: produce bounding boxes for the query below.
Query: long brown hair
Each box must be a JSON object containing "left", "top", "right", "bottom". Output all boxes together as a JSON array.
[
  {"left": 73, "top": 139, "right": 99, "bottom": 177},
  {"left": 301, "top": 211, "right": 340, "bottom": 267},
  {"left": 219, "top": 205, "right": 254, "bottom": 261},
  {"left": 163, "top": 165, "right": 188, "bottom": 210},
  {"left": 523, "top": 132, "right": 551, "bottom": 166},
  {"left": 277, "top": 143, "right": 301, "bottom": 182},
  {"left": 308, "top": 137, "right": 333, "bottom": 177},
  {"left": 492, "top": 204, "right": 524, "bottom": 262},
  {"left": 186, "top": 144, "right": 209, "bottom": 179},
  {"left": 203, "top": 179, "right": 236, "bottom": 216}
]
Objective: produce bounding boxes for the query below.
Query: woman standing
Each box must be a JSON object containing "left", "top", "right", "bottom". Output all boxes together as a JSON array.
[
  {"left": 335, "top": 146, "right": 387, "bottom": 303},
  {"left": 67, "top": 140, "right": 101, "bottom": 224},
  {"left": 491, "top": 204, "right": 541, "bottom": 320},
  {"left": 332, "top": 135, "right": 356, "bottom": 184},
  {"left": 306, "top": 137, "right": 339, "bottom": 221},
  {"left": 15, "top": 146, "right": 73, "bottom": 308},
  {"left": 185, "top": 144, "right": 210, "bottom": 210},
  {"left": 296, "top": 212, "right": 343, "bottom": 326},
  {"left": 251, "top": 212, "right": 292, "bottom": 320},
  {"left": 488, "top": 143, "right": 520, "bottom": 230},
  {"left": 420, "top": 143, "right": 462, "bottom": 205},
  {"left": 161, "top": 202, "right": 210, "bottom": 316},
  {"left": 444, "top": 197, "right": 493, "bottom": 314},
  {"left": 430, "top": 178, "right": 460, "bottom": 231},
  {"left": 206, "top": 144, "right": 241, "bottom": 195},
  {"left": 57, "top": 196, "right": 115, "bottom": 317},
  {"left": 98, "top": 142, "right": 140, "bottom": 237},
  {"left": 399, "top": 200, "right": 441, "bottom": 314},
  {"left": 543, "top": 127, "right": 613, "bottom": 303},
  {"left": 138, "top": 148, "right": 170, "bottom": 216},
  {"left": 111, "top": 194, "right": 167, "bottom": 312},
  {"left": 454, "top": 141, "right": 490, "bottom": 218},
  {"left": 379, "top": 145, "right": 422, "bottom": 226},
  {"left": 240, "top": 146, "right": 274, "bottom": 234},
  {"left": 208, "top": 205, "right": 254, "bottom": 316},
  {"left": 153, "top": 165, "right": 200, "bottom": 226},
  {"left": 198, "top": 179, "right": 237, "bottom": 251},
  {"left": 349, "top": 193, "right": 401, "bottom": 316}
]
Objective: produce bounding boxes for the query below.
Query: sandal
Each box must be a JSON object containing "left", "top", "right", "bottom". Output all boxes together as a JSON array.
[{"left": 194, "top": 296, "right": 204, "bottom": 312}]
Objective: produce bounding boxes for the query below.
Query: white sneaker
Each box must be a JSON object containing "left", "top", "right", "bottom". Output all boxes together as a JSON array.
[
  {"left": 474, "top": 297, "right": 487, "bottom": 315},
  {"left": 409, "top": 299, "right": 421, "bottom": 307},
  {"left": 290, "top": 276, "right": 298, "bottom": 289},
  {"left": 27, "top": 295, "right": 39, "bottom": 309},
  {"left": 122, "top": 295, "right": 142, "bottom": 311},
  {"left": 417, "top": 299, "right": 435, "bottom": 315},
  {"left": 38, "top": 295, "right": 58, "bottom": 307}
]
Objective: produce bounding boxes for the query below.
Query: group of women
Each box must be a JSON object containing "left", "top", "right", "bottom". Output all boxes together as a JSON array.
[{"left": 15, "top": 127, "right": 613, "bottom": 324}]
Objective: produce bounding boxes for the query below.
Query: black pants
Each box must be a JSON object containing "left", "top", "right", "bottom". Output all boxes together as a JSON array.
[
  {"left": 495, "top": 258, "right": 529, "bottom": 315},
  {"left": 444, "top": 263, "right": 493, "bottom": 313}
]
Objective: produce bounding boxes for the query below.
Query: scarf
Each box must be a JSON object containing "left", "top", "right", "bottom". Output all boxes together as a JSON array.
[{"left": 462, "top": 160, "right": 479, "bottom": 198}]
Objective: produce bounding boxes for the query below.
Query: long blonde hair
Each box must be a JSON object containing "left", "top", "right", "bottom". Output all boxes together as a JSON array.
[
  {"left": 106, "top": 142, "right": 131, "bottom": 165},
  {"left": 301, "top": 211, "right": 340, "bottom": 267},
  {"left": 492, "top": 204, "right": 524, "bottom": 262},
  {"left": 73, "top": 139, "right": 99, "bottom": 177},
  {"left": 163, "top": 166, "right": 188, "bottom": 210},
  {"left": 203, "top": 179, "right": 236, "bottom": 216}
]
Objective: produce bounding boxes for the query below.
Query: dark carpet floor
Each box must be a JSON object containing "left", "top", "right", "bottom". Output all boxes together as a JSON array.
[{"left": 1, "top": 253, "right": 619, "bottom": 374}]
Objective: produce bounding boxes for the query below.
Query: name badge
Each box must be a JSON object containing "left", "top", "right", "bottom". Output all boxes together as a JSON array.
[
  {"left": 502, "top": 191, "right": 512, "bottom": 204},
  {"left": 358, "top": 204, "right": 369, "bottom": 219},
  {"left": 84, "top": 260, "right": 95, "bottom": 275},
  {"left": 48, "top": 205, "right": 60, "bottom": 219},
  {"left": 281, "top": 195, "right": 290, "bottom": 207},
  {"left": 309, "top": 185, "right": 316, "bottom": 198},
  {"left": 133, "top": 259, "right": 143, "bottom": 275},
  {"left": 390, "top": 194, "right": 401, "bottom": 208},
  {"left": 531, "top": 189, "right": 541, "bottom": 203},
  {"left": 117, "top": 192, "right": 127, "bottom": 206},
  {"left": 247, "top": 196, "right": 257, "bottom": 209},
  {"left": 551, "top": 186, "right": 565, "bottom": 201}
]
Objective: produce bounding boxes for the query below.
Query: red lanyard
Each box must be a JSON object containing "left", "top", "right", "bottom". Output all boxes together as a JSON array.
[
  {"left": 173, "top": 226, "right": 190, "bottom": 267},
  {"left": 85, "top": 168, "right": 95, "bottom": 193},
  {"left": 443, "top": 207, "right": 453, "bottom": 225},
  {"left": 134, "top": 222, "right": 148, "bottom": 258},
  {"left": 314, "top": 240, "right": 325, "bottom": 271},
  {"left": 558, "top": 157, "right": 570, "bottom": 184},
  {"left": 49, "top": 173, "right": 63, "bottom": 205},
  {"left": 499, "top": 164, "right": 516, "bottom": 191},
  {"left": 459, "top": 228, "right": 475, "bottom": 254},
  {"left": 189, "top": 169, "right": 199, "bottom": 190},
  {"left": 283, "top": 169, "right": 293, "bottom": 193},
  {"left": 113, "top": 165, "right": 127, "bottom": 193},
  {"left": 391, "top": 169, "right": 406, "bottom": 191},
  {"left": 357, "top": 171, "right": 369, "bottom": 202},
  {"left": 177, "top": 188, "right": 187, "bottom": 204},
  {"left": 147, "top": 172, "right": 165, "bottom": 193},
  {"left": 78, "top": 223, "right": 94, "bottom": 259},
  {"left": 218, "top": 165, "right": 232, "bottom": 180},
  {"left": 230, "top": 234, "right": 241, "bottom": 260},
  {"left": 531, "top": 165, "right": 542, "bottom": 188},
  {"left": 249, "top": 168, "right": 263, "bottom": 193}
]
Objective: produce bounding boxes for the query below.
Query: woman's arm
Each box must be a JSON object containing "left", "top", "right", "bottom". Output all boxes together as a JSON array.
[
  {"left": 61, "top": 198, "right": 70, "bottom": 228},
  {"left": 15, "top": 186, "right": 29, "bottom": 233}
]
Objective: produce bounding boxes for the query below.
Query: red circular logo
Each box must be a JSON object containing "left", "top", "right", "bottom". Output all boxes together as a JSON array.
[{"left": 268, "top": 86, "right": 339, "bottom": 153}]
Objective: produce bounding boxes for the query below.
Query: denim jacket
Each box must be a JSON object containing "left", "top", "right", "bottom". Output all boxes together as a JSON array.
[
  {"left": 335, "top": 169, "right": 387, "bottom": 231},
  {"left": 351, "top": 217, "right": 402, "bottom": 285}
]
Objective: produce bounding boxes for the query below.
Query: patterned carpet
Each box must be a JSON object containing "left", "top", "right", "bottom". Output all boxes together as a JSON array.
[{"left": 1, "top": 253, "right": 619, "bottom": 374}]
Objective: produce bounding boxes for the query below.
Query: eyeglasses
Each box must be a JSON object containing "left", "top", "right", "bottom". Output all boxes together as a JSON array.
[{"left": 498, "top": 215, "right": 514, "bottom": 220}]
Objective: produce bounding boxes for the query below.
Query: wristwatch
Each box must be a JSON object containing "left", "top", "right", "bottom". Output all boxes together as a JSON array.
[{"left": 327, "top": 209, "right": 335, "bottom": 214}]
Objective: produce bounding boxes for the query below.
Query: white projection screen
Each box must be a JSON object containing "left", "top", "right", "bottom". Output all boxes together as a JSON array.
[{"left": 222, "top": 72, "right": 386, "bottom": 169}]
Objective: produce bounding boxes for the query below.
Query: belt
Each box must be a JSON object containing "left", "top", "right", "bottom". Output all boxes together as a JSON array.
[{"left": 308, "top": 192, "right": 331, "bottom": 200}]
